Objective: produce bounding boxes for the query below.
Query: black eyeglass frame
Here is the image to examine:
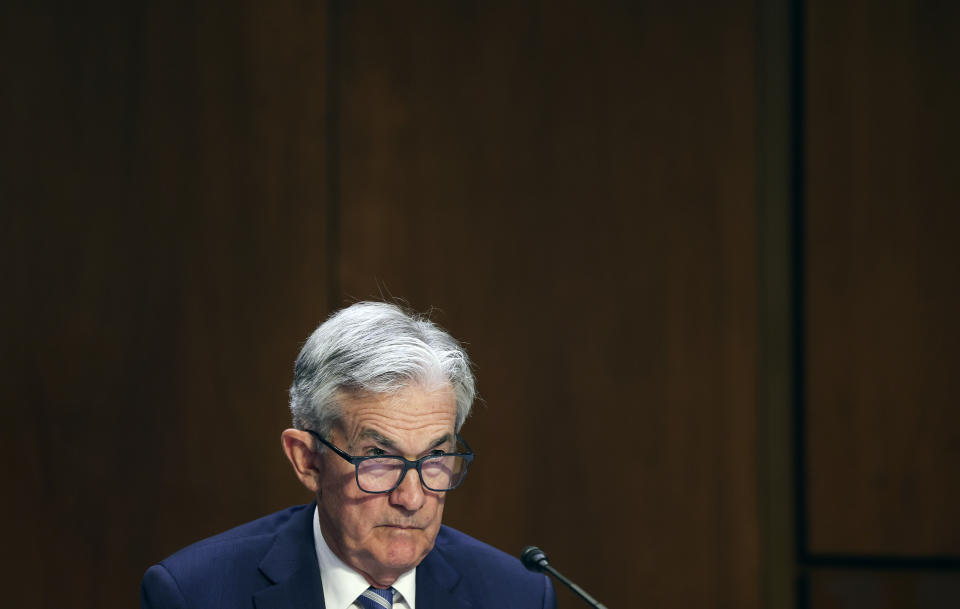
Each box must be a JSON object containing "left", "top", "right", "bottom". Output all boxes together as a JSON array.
[{"left": 304, "top": 429, "right": 475, "bottom": 494}]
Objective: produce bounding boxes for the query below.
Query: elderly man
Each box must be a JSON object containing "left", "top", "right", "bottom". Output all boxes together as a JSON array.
[{"left": 142, "top": 301, "right": 556, "bottom": 609}]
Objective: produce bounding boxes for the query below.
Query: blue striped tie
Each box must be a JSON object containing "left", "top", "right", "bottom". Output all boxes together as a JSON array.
[{"left": 356, "top": 586, "right": 393, "bottom": 609}]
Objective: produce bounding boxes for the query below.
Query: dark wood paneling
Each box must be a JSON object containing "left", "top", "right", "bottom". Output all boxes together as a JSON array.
[
  {"left": 810, "top": 569, "right": 960, "bottom": 609},
  {"left": 335, "top": 3, "right": 759, "bottom": 608},
  {"left": 806, "top": 0, "right": 960, "bottom": 556},
  {"left": 1, "top": 3, "right": 330, "bottom": 607}
]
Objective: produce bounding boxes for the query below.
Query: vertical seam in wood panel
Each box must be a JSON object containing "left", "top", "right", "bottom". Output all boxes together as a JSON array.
[
  {"left": 791, "top": 0, "right": 809, "bottom": 606},
  {"left": 790, "top": 0, "right": 808, "bottom": 572},
  {"left": 756, "top": 0, "right": 803, "bottom": 607},
  {"left": 325, "top": 0, "right": 342, "bottom": 311}
]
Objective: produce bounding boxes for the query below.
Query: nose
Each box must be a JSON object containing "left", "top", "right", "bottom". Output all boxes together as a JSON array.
[{"left": 389, "top": 466, "right": 426, "bottom": 511}]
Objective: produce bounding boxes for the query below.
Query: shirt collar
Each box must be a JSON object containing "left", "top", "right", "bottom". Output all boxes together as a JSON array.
[{"left": 313, "top": 505, "right": 417, "bottom": 609}]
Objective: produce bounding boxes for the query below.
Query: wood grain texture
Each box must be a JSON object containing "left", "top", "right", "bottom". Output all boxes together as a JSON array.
[
  {"left": 1, "top": 3, "right": 331, "bottom": 607},
  {"left": 809, "top": 569, "right": 960, "bottom": 609},
  {"left": 805, "top": 0, "right": 960, "bottom": 556},
  {"left": 334, "top": 3, "right": 759, "bottom": 608}
]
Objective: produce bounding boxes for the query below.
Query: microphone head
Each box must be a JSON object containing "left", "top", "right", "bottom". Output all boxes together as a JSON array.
[{"left": 520, "top": 545, "right": 549, "bottom": 572}]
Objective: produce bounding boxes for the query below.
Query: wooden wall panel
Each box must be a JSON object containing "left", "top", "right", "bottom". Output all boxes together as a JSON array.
[
  {"left": 809, "top": 570, "right": 960, "bottom": 609},
  {"left": 806, "top": 0, "right": 960, "bottom": 556},
  {"left": 1, "top": 3, "right": 330, "bottom": 607},
  {"left": 334, "top": 3, "right": 759, "bottom": 608}
]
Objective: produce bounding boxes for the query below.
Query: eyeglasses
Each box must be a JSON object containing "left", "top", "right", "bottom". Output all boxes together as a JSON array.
[{"left": 305, "top": 430, "right": 475, "bottom": 494}]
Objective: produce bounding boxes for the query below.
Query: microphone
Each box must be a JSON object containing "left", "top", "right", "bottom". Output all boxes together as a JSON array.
[{"left": 520, "top": 546, "right": 609, "bottom": 609}]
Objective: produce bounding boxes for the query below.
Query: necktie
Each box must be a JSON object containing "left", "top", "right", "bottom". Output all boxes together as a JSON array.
[{"left": 356, "top": 586, "right": 394, "bottom": 609}]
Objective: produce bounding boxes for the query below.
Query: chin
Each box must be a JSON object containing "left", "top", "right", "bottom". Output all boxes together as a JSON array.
[{"left": 380, "top": 536, "right": 429, "bottom": 569}]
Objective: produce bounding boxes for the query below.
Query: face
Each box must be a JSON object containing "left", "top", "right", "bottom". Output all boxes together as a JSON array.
[{"left": 315, "top": 384, "right": 458, "bottom": 586}]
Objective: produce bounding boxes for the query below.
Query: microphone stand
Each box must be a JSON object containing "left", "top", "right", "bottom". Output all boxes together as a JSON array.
[{"left": 520, "top": 546, "right": 609, "bottom": 609}]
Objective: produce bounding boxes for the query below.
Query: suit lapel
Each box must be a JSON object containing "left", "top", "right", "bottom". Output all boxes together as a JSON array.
[
  {"left": 416, "top": 541, "right": 473, "bottom": 609},
  {"left": 253, "top": 503, "right": 326, "bottom": 609}
]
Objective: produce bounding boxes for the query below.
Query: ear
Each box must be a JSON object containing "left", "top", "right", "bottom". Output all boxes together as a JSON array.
[{"left": 281, "top": 429, "right": 323, "bottom": 493}]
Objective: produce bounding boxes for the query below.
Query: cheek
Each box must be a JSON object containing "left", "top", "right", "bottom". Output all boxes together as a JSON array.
[
  {"left": 345, "top": 499, "right": 389, "bottom": 538},
  {"left": 322, "top": 474, "right": 384, "bottom": 536},
  {"left": 431, "top": 495, "right": 446, "bottom": 521}
]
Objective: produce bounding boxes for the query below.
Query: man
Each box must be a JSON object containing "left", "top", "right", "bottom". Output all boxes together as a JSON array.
[{"left": 142, "top": 301, "right": 556, "bottom": 609}]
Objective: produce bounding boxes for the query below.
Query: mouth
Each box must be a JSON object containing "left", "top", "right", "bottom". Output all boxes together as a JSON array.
[{"left": 381, "top": 524, "right": 423, "bottom": 530}]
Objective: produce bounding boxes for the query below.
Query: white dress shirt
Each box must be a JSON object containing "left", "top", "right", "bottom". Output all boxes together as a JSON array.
[{"left": 313, "top": 506, "right": 416, "bottom": 609}]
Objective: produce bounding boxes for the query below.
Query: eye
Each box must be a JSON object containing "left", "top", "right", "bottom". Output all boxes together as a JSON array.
[
  {"left": 429, "top": 448, "right": 446, "bottom": 457},
  {"left": 365, "top": 446, "right": 388, "bottom": 457}
]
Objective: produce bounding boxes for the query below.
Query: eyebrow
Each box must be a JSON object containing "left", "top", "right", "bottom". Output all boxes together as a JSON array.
[{"left": 357, "top": 429, "right": 453, "bottom": 454}]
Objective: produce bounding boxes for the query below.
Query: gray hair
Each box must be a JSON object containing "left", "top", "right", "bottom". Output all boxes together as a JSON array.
[{"left": 289, "top": 301, "right": 476, "bottom": 437}]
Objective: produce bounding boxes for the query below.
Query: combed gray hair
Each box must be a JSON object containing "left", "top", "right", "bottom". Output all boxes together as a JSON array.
[{"left": 289, "top": 301, "right": 476, "bottom": 437}]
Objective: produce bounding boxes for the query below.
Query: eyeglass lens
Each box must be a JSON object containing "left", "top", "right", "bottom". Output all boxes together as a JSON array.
[{"left": 357, "top": 455, "right": 469, "bottom": 492}]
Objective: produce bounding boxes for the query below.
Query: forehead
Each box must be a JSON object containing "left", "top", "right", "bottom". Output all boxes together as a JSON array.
[{"left": 336, "top": 384, "right": 457, "bottom": 445}]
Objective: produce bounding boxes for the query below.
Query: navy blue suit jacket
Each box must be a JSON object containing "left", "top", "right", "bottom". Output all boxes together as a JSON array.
[{"left": 141, "top": 503, "right": 556, "bottom": 609}]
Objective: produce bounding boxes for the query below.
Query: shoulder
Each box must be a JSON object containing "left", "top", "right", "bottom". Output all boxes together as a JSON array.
[
  {"left": 429, "top": 525, "right": 556, "bottom": 606},
  {"left": 141, "top": 504, "right": 313, "bottom": 608},
  {"left": 433, "top": 524, "right": 521, "bottom": 567}
]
